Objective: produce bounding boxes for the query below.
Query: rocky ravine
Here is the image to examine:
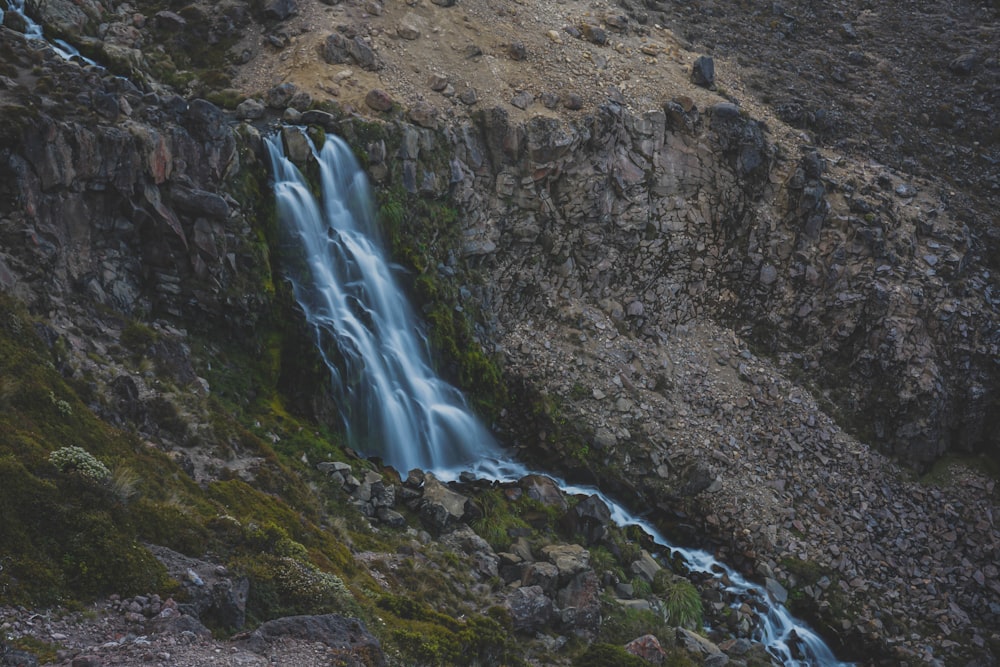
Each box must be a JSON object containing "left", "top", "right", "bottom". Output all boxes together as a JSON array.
[{"left": 0, "top": 0, "right": 998, "bottom": 665}]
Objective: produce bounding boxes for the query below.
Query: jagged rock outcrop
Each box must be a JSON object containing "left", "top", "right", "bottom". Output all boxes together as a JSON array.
[
  {"left": 436, "top": 101, "right": 999, "bottom": 468},
  {"left": 0, "top": 31, "right": 269, "bottom": 330}
]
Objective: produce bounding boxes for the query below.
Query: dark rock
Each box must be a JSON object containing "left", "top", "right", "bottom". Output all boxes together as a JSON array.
[
  {"left": 458, "top": 88, "right": 478, "bottom": 105},
  {"left": 540, "top": 91, "right": 560, "bottom": 109},
  {"left": 691, "top": 55, "right": 715, "bottom": 87},
  {"left": 364, "top": 89, "right": 394, "bottom": 112},
  {"left": 430, "top": 0, "right": 456, "bottom": 6},
  {"left": 322, "top": 33, "right": 379, "bottom": 70},
  {"left": 93, "top": 93, "right": 119, "bottom": 120},
  {"left": 289, "top": 89, "right": 313, "bottom": 110},
  {"left": 2, "top": 8, "right": 29, "bottom": 33},
  {"left": 239, "top": 615, "right": 386, "bottom": 666},
  {"left": 110, "top": 375, "right": 144, "bottom": 423},
  {"left": 679, "top": 461, "right": 715, "bottom": 495},
  {"left": 708, "top": 102, "right": 740, "bottom": 120},
  {"left": 520, "top": 475, "right": 568, "bottom": 510},
  {"left": 418, "top": 474, "right": 470, "bottom": 532},
  {"left": 439, "top": 525, "right": 499, "bottom": 579},
  {"left": 556, "top": 570, "right": 601, "bottom": 635},
  {"left": 148, "top": 611, "right": 212, "bottom": 638},
  {"left": 562, "top": 93, "right": 583, "bottom": 110},
  {"left": 522, "top": 561, "right": 559, "bottom": 594},
  {"left": 154, "top": 10, "right": 186, "bottom": 30},
  {"left": 719, "top": 638, "right": 753, "bottom": 656},
  {"left": 948, "top": 53, "right": 978, "bottom": 75},
  {"left": 297, "top": 110, "right": 334, "bottom": 130},
  {"left": 562, "top": 494, "right": 611, "bottom": 545},
  {"left": 322, "top": 33, "right": 350, "bottom": 64},
  {"left": 376, "top": 507, "right": 406, "bottom": 527},
  {"left": 765, "top": 577, "right": 788, "bottom": 604},
  {"left": 427, "top": 74, "right": 449, "bottom": 91},
  {"left": 147, "top": 545, "right": 248, "bottom": 631},
  {"left": 474, "top": 105, "right": 525, "bottom": 170},
  {"left": 266, "top": 82, "right": 299, "bottom": 109},
  {"left": 605, "top": 13, "right": 629, "bottom": 30},
  {"left": 183, "top": 99, "right": 226, "bottom": 143},
  {"left": 263, "top": 0, "right": 298, "bottom": 21},
  {"left": 581, "top": 24, "right": 608, "bottom": 45},
  {"left": 507, "top": 41, "right": 527, "bottom": 61},
  {"left": 235, "top": 98, "right": 266, "bottom": 120},
  {"left": 2, "top": 645, "right": 39, "bottom": 667},
  {"left": 347, "top": 36, "right": 379, "bottom": 71},
  {"left": 506, "top": 585, "right": 553, "bottom": 633},
  {"left": 281, "top": 126, "right": 312, "bottom": 164},
  {"left": 171, "top": 186, "right": 230, "bottom": 220},
  {"left": 511, "top": 90, "right": 532, "bottom": 110}
]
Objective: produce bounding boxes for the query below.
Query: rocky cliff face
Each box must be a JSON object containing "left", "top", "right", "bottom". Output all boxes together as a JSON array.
[
  {"left": 265, "top": 83, "right": 1000, "bottom": 661},
  {"left": 0, "top": 49, "right": 267, "bottom": 331},
  {"left": 433, "top": 98, "right": 999, "bottom": 469},
  {"left": 1, "top": 0, "right": 999, "bottom": 664}
]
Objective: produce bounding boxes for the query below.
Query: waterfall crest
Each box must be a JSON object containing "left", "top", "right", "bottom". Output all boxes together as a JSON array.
[{"left": 267, "top": 129, "right": 852, "bottom": 667}]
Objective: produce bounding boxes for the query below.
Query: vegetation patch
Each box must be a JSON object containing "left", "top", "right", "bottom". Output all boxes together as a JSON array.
[{"left": 377, "top": 595, "right": 523, "bottom": 667}]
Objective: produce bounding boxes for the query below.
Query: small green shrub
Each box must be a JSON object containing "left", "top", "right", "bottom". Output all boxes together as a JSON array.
[
  {"left": 379, "top": 596, "right": 522, "bottom": 667},
  {"left": 653, "top": 572, "right": 703, "bottom": 629},
  {"left": 630, "top": 576, "right": 653, "bottom": 598},
  {"left": 598, "top": 599, "right": 670, "bottom": 646},
  {"left": 574, "top": 643, "right": 647, "bottom": 667},
  {"left": 470, "top": 488, "right": 528, "bottom": 551},
  {"left": 236, "top": 554, "right": 356, "bottom": 623}
]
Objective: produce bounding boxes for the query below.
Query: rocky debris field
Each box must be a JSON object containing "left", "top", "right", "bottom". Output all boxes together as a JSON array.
[
  {"left": 1, "top": 466, "right": 792, "bottom": 667},
  {"left": 500, "top": 299, "right": 1000, "bottom": 665}
]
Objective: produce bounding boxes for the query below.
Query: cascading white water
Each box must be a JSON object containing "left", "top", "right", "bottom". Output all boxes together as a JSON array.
[
  {"left": 266, "top": 132, "right": 504, "bottom": 475},
  {"left": 1, "top": 0, "right": 98, "bottom": 64},
  {"left": 268, "top": 129, "right": 854, "bottom": 667}
]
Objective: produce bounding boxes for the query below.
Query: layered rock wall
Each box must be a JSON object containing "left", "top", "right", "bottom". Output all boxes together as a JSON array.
[
  {"left": 419, "top": 101, "right": 999, "bottom": 468},
  {"left": 0, "top": 40, "right": 269, "bottom": 332}
]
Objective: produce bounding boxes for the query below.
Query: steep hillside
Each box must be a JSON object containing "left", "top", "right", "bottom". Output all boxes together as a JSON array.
[{"left": 0, "top": 0, "right": 998, "bottom": 665}]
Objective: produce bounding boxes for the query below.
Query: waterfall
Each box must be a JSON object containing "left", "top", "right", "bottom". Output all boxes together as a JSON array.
[
  {"left": 267, "top": 130, "right": 853, "bottom": 667},
  {"left": 2, "top": 0, "right": 98, "bottom": 64},
  {"left": 266, "top": 132, "right": 504, "bottom": 475}
]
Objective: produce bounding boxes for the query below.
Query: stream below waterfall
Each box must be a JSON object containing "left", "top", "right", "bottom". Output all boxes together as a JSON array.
[{"left": 266, "top": 129, "right": 854, "bottom": 666}]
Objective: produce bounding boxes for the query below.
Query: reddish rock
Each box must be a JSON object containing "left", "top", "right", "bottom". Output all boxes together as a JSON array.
[
  {"left": 365, "top": 89, "right": 394, "bottom": 112},
  {"left": 625, "top": 634, "right": 667, "bottom": 664}
]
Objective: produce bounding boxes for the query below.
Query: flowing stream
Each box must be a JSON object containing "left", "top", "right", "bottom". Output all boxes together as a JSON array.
[
  {"left": 266, "top": 130, "right": 853, "bottom": 666},
  {"left": 1, "top": 0, "right": 98, "bottom": 64}
]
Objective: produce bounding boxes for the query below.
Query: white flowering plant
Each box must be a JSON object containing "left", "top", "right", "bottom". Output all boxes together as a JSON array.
[{"left": 48, "top": 446, "right": 111, "bottom": 482}]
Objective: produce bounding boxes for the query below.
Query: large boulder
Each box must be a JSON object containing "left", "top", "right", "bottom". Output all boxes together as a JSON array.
[
  {"left": 418, "top": 474, "right": 471, "bottom": 533},
  {"left": 562, "top": 494, "right": 612, "bottom": 545},
  {"left": 540, "top": 543, "right": 589, "bottom": 583},
  {"left": 555, "top": 570, "right": 601, "bottom": 636},
  {"left": 239, "top": 614, "right": 386, "bottom": 666},
  {"left": 147, "top": 545, "right": 249, "bottom": 630},
  {"left": 505, "top": 585, "right": 553, "bottom": 633}
]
